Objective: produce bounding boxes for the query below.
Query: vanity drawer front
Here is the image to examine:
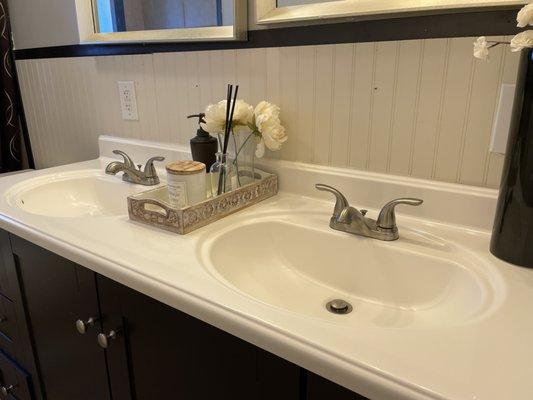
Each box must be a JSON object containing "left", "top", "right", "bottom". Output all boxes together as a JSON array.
[
  {"left": 0, "top": 350, "right": 33, "bottom": 400},
  {"left": 0, "top": 295, "right": 17, "bottom": 355},
  {"left": 0, "top": 230, "right": 17, "bottom": 301}
]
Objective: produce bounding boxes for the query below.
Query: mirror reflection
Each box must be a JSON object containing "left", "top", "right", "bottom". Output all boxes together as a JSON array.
[{"left": 93, "top": 0, "right": 234, "bottom": 33}]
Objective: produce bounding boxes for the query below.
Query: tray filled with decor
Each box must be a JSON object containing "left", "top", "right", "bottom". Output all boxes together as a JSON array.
[{"left": 127, "top": 84, "right": 287, "bottom": 234}]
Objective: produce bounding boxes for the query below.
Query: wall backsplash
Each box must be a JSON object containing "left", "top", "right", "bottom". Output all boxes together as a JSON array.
[{"left": 16, "top": 35, "right": 518, "bottom": 188}]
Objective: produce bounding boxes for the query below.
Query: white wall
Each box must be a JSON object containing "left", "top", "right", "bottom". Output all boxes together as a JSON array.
[
  {"left": 7, "top": 0, "right": 81, "bottom": 49},
  {"left": 16, "top": 36, "right": 518, "bottom": 188}
]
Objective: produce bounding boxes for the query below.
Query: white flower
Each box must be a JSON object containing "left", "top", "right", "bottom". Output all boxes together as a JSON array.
[
  {"left": 260, "top": 118, "right": 288, "bottom": 151},
  {"left": 473, "top": 36, "right": 490, "bottom": 61},
  {"left": 252, "top": 101, "right": 287, "bottom": 152},
  {"left": 254, "top": 101, "right": 281, "bottom": 130},
  {"left": 510, "top": 30, "right": 533, "bottom": 52},
  {"left": 255, "top": 139, "right": 265, "bottom": 158},
  {"left": 517, "top": 3, "right": 533, "bottom": 28},
  {"left": 201, "top": 99, "right": 253, "bottom": 134}
]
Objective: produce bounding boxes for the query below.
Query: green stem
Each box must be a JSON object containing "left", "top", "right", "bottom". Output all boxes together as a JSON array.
[{"left": 233, "top": 132, "right": 255, "bottom": 187}]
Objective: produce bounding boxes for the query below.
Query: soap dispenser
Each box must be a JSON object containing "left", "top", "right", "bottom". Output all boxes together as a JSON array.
[{"left": 188, "top": 113, "right": 218, "bottom": 171}]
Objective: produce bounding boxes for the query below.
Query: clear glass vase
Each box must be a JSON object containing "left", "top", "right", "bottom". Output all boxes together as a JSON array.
[
  {"left": 209, "top": 152, "right": 236, "bottom": 196},
  {"left": 232, "top": 132, "right": 257, "bottom": 188}
]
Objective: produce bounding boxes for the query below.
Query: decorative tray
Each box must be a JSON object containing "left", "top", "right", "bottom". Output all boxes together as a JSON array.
[{"left": 127, "top": 171, "right": 278, "bottom": 234}]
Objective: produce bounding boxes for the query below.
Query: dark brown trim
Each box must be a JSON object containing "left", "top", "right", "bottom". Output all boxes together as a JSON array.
[{"left": 14, "top": 9, "right": 521, "bottom": 60}]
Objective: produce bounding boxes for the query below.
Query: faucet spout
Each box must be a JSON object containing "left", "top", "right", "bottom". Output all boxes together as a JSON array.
[{"left": 105, "top": 161, "right": 127, "bottom": 175}]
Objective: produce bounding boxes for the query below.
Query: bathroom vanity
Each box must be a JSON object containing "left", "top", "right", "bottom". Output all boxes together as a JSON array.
[
  {"left": 0, "top": 137, "right": 530, "bottom": 400},
  {"left": 0, "top": 230, "right": 360, "bottom": 400}
]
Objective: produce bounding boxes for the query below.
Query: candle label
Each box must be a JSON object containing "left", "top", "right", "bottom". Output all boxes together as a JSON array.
[{"left": 168, "top": 181, "right": 188, "bottom": 208}]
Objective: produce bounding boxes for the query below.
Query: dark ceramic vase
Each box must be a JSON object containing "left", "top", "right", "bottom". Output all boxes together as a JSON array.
[{"left": 490, "top": 49, "right": 533, "bottom": 268}]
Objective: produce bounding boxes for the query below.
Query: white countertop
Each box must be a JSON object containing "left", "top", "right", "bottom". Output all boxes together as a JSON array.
[{"left": 0, "top": 147, "right": 531, "bottom": 400}]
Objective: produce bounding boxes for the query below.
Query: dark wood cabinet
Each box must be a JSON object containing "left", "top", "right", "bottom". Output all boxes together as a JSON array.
[
  {"left": 0, "top": 350, "right": 33, "bottom": 400},
  {"left": 1, "top": 232, "right": 366, "bottom": 400},
  {"left": 307, "top": 372, "right": 368, "bottom": 400},
  {"left": 10, "top": 236, "right": 110, "bottom": 400},
  {"left": 0, "top": 232, "right": 41, "bottom": 400},
  {"left": 97, "top": 275, "right": 301, "bottom": 400}
]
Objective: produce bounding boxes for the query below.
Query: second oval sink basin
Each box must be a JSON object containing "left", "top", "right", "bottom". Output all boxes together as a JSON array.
[
  {"left": 200, "top": 214, "right": 502, "bottom": 328},
  {"left": 5, "top": 170, "right": 147, "bottom": 218}
]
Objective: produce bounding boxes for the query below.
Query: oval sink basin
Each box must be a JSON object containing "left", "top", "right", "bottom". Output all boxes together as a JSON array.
[
  {"left": 200, "top": 215, "right": 501, "bottom": 328},
  {"left": 6, "top": 170, "right": 147, "bottom": 218}
]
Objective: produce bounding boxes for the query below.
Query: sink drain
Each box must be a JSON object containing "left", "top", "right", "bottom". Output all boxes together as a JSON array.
[{"left": 326, "top": 299, "right": 353, "bottom": 315}]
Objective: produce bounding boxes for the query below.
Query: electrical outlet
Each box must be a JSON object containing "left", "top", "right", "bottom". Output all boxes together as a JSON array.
[{"left": 118, "top": 81, "right": 139, "bottom": 121}]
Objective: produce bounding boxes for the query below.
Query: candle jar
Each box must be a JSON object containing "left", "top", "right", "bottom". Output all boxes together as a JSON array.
[{"left": 166, "top": 161, "right": 206, "bottom": 208}]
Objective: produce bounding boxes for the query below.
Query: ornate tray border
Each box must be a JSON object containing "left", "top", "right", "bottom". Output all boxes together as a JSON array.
[{"left": 128, "top": 174, "right": 278, "bottom": 234}]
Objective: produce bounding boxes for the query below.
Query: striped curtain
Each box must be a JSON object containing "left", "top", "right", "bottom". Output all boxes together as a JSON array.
[{"left": 0, "top": 0, "right": 22, "bottom": 172}]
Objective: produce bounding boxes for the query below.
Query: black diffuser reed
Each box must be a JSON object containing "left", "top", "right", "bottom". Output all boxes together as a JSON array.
[{"left": 217, "top": 84, "right": 239, "bottom": 196}]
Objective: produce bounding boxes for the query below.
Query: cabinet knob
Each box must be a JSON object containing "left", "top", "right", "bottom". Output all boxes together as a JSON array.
[
  {"left": 97, "top": 330, "right": 118, "bottom": 349},
  {"left": 75, "top": 317, "right": 97, "bottom": 335},
  {"left": 1, "top": 384, "right": 15, "bottom": 396}
]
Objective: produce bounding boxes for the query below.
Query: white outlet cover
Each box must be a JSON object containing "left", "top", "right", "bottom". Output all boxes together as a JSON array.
[
  {"left": 118, "top": 81, "right": 139, "bottom": 121},
  {"left": 490, "top": 83, "right": 515, "bottom": 154}
]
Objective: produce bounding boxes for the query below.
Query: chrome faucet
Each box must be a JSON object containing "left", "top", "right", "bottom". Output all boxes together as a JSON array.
[
  {"left": 316, "top": 184, "right": 423, "bottom": 241},
  {"left": 105, "top": 150, "right": 165, "bottom": 186}
]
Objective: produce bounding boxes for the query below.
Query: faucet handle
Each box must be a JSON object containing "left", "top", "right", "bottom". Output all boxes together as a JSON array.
[
  {"left": 315, "top": 184, "right": 350, "bottom": 218},
  {"left": 144, "top": 156, "right": 165, "bottom": 178},
  {"left": 112, "top": 150, "right": 135, "bottom": 169},
  {"left": 377, "top": 198, "right": 423, "bottom": 230}
]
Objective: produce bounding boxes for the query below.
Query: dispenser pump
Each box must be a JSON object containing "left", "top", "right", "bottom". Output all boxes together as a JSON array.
[
  {"left": 188, "top": 114, "right": 210, "bottom": 138},
  {"left": 188, "top": 113, "right": 218, "bottom": 171}
]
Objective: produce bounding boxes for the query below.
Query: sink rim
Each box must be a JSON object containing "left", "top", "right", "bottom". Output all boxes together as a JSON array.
[
  {"left": 4, "top": 169, "right": 135, "bottom": 219},
  {"left": 198, "top": 211, "right": 506, "bottom": 329}
]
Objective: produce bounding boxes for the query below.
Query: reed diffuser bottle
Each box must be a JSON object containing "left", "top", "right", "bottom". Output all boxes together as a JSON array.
[{"left": 210, "top": 152, "right": 235, "bottom": 195}]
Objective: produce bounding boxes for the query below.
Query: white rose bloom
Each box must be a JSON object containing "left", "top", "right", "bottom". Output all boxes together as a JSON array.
[
  {"left": 252, "top": 101, "right": 287, "bottom": 152},
  {"left": 254, "top": 101, "right": 281, "bottom": 131},
  {"left": 231, "top": 100, "right": 254, "bottom": 130},
  {"left": 201, "top": 101, "right": 226, "bottom": 134},
  {"left": 473, "top": 36, "right": 489, "bottom": 61},
  {"left": 261, "top": 118, "right": 288, "bottom": 151},
  {"left": 517, "top": 3, "right": 533, "bottom": 28},
  {"left": 510, "top": 30, "right": 533, "bottom": 52},
  {"left": 201, "top": 99, "right": 253, "bottom": 134}
]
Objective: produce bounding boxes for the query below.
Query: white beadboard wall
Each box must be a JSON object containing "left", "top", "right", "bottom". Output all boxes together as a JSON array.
[{"left": 16, "top": 36, "right": 519, "bottom": 188}]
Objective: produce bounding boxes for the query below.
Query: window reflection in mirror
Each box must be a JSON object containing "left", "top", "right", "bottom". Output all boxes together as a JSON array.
[
  {"left": 276, "top": 0, "right": 339, "bottom": 6},
  {"left": 93, "top": 0, "right": 234, "bottom": 33}
]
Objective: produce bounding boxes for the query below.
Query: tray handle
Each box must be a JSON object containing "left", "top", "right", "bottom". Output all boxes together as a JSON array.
[{"left": 137, "top": 199, "right": 171, "bottom": 218}]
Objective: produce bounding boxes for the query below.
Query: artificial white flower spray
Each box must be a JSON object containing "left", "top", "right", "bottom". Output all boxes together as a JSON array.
[
  {"left": 474, "top": 3, "right": 533, "bottom": 60},
  {"left": 201, "top": 99, "right": 288, "bottom": 160},
  {"left": 200, "top": 87, "right": 287, "bottom": 194}
]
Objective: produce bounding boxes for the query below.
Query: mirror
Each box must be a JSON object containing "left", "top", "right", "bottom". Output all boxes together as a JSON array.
[
  {"left": 257, "top": 0, "right": 526, "bottom": 24},
  {"left": 93, "top": 0, "right": 234, "bottom": 33},
  {"left": 75, "top": 0, "right": 246, "bottom": 44}
]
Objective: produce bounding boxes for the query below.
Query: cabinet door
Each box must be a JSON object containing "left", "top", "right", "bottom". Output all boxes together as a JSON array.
[
  {"left": 0, "top": 231, "right": 19, "bottom": 303},
  {"left": 97, "top": 275, "right": 300, "bottom": 400},
  {"left": 0, "top": 350, "right": 33, "bottom": 400},
  {"left": 307, "top": 372, "right": 368, "bottom": 400},
  {"left": 11, "top": 236, "right": 110, "bottom": 400}
]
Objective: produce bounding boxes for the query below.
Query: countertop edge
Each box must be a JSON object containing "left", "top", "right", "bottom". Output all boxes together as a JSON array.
[{"left": 0, "top": 213, "right": 444, "bottom": 400}]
